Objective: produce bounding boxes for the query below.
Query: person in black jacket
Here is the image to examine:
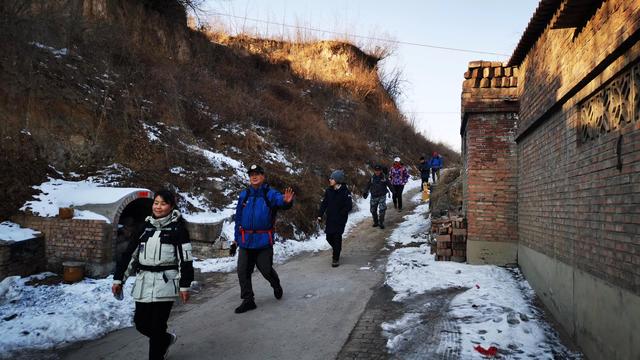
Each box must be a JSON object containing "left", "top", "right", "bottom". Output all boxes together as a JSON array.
[
  {"left": 418, "top": 156, "right": 430, "bottom": 191},
  {"left": 317, "top": 170, "right": 353, "bottom": 267},
  {"left": 112, "top": 190, "right": 194, "bottom": 360},
  {"left": 363, "top": 164, "right": 392, "bottom": 229}
]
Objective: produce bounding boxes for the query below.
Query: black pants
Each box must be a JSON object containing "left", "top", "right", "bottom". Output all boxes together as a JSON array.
[
  {"left": 237, "top": 247, "right": 281, "bottom": 300},
  {"left": 431, "top": 168, "right": 440, "bottom": 183},
  {"left": 134, "top": 301, "right": 174, "bottom": 360},
  {"left": 326, "top": 233, "right": 343, "bottom": 261},
  {"left": 392, "top": 185, "right": 404, "bottom": 209}
]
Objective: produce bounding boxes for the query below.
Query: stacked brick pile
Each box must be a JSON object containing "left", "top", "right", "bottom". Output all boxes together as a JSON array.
[
  {"left": 432, "top": 216, "right": 467, "bottom": 262},
  {"left": 463, "top": 61, "right": 519, "bottom": 89}
]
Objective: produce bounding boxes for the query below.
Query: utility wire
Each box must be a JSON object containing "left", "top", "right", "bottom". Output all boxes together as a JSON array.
[{"left": 204, "top": 11, "right": 510, "bottom": 57}]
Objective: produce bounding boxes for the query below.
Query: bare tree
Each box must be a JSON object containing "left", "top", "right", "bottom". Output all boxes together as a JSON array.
[{"left": 379, "top": 65, "right": 406, "bottom": 102}]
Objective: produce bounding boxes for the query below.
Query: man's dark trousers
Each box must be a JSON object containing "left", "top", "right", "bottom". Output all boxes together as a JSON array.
[
  {"left": 326, "top": 233, "right": 343, "bottom": 261},
  {"left": 237, "top": 247, "right": 281, "bottom": 299}
]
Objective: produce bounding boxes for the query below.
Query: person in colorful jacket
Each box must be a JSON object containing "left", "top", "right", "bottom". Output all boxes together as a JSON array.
[
  {"left": 317, "top": 169, "right": 353, "bottom": 267},
  {"left": 363, "top": 164, "right": 392, "bottom": 229},
  {"left": 389, "top": 157, "right": 410, "bottom": 211},
  {"left": 429, "top": 152, "right": 444, "bottom": 183},
  {"left": 233, "top": 164, "right": 295, "bottom": 314},
  {"left": 112, "top": 189, "right": 193, "bottom": 360}
]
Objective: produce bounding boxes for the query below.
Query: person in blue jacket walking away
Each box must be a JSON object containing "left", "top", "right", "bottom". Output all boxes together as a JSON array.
[
  {"left": 232, "top": 164, "right": 295, "bottom": 314},
  {"left": 317, "top": 170, "right": 353, "bottom": 267},
  {"left": 429, "top": 152, "right": 444, "bottom": 183}
]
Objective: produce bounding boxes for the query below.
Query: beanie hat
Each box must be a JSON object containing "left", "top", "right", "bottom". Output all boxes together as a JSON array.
[{"left": 329, "top": 170, "right": 346, "bottom": 183}]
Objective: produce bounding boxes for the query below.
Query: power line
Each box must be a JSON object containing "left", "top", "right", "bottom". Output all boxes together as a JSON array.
[{"left": 203, "top": 11, "right": 510, "bottom": 57}]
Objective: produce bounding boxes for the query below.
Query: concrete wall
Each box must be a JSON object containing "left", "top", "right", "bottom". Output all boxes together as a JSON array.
[
  {"left": 519, "top": 245, "right": 640, "bottom": 360},
  {"left": 186, "top": 221, "right": 228, "bottom": 258}
]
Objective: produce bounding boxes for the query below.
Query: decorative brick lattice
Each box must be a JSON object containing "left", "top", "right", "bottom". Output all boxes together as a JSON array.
[{"left": 580, "top": 63, "right": 638, "bottom": 142}]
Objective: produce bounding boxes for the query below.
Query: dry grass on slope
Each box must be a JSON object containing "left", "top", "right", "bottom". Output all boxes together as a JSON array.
[{"left": 0, "top": 1, "right": 452, "bottom": 233}]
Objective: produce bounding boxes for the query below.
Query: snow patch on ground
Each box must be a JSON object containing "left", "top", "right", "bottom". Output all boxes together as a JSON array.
[
  {"left": 170, "top": 166, "right": 185, "bottom": 175},
  {"left": 381, "top": 313, "right": 423, "bottom": 351},
  {"left": 387, "top": 199, "right": 430, "bottom": 246},
  {"left": 0, "top": 274, "right": 135, "bottom": 356},
  {"left": 178, "top": 191, "right": 237, "bottom": 224},
  {"left": 0, "top": 222, "right": 41, "bottom": 242},
  {"left": 383, "top": 198, "right": 581, "bottom": 359},
  {"left": 185, "top": 143, "right": 244, "bottom": 173},
  {"left": 29, "top": 42, "right": 68, "bottom": 58}
]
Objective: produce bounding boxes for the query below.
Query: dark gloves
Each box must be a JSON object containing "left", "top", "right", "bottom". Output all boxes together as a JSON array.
[
  {"left": 229, "top": 242, "right": 238, "bottom": 257},
  {"left": 363, "top": 192, "right": 368, "bottom": 199}
]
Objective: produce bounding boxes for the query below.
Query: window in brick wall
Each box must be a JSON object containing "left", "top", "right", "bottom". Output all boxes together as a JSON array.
[{"left": 579, "top": 62, "right": 639, "bottom": 143}]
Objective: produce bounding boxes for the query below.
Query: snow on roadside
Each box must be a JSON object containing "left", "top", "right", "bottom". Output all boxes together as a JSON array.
[
  {"left": 0, "top": 222, "right": 41, "bottom": 242},
  {"left": 382, "top": 198, "right": 581, "bottom": 359},
  {"left": 381, "top": 312, "right": 422, "bottom": 351},
  {"left": 387, "top": 191, "right": 430, "bottom": 246},
  {"left": 0, "top": 274, "right": 135, "bottom": 356}
]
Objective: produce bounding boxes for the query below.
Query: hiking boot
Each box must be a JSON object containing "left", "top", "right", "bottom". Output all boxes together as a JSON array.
[
  {"left": 163, "top": 333, "right": 177, "bottom": 360},
  {"left": 274, "top": 285, "right": 283, "bottom": 300},
  {"left": 379, "top": 224, "right": 385, "bottom": 229},
  {"left": 372, "top": 222, "right": 379, "bottom": 227},
  {"left": 331, "top": 259, "right": 339, "bottom": 267},
  {"left": 234, "top": 299, "right": 257, "bottom": 313}
]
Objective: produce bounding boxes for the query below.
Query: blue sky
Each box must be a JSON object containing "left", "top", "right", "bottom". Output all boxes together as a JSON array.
[{"left": 201, "top": 1, "right": 540, "bottom": 151}]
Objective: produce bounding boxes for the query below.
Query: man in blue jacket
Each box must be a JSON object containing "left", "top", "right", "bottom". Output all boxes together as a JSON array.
[
  {"left": 233, "top": 164, "right": 295, "bottom": 313},
  {"left": 429, "top": 152, "right": 444, "bottom": 183}
]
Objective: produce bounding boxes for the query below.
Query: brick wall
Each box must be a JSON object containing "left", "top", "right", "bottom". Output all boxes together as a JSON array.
[
  {"left": 518, "top": 87, "right": 640, "bottom": 296},
  {"left": 516, "top": 0, "right": 640, "bottom": 296},
  {"left": 464, "top": 112, "right": 519, "bottom": 244},
  {"left": 462, "top": 2, "right": 640, "bottom": 358},
  {"left": 518, "top": 1, "right": 640, "bottom": 136},
  {"left": 12, "top": 214, "right": 113, "bottom": 276},
  {"left": 0, "top": 236, "right": 46, "bottom": 279},
  {"left": 461, "top": 61, "right": 520, "bottom": 264}
]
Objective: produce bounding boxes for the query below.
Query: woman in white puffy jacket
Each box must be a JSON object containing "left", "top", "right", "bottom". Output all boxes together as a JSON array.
[{"left": 112, "top": 190, "right": 194, "bottom": 360}]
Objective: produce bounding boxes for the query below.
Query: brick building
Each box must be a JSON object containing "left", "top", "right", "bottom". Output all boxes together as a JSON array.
[{"left": 460, "top": 1, "right": 640, "bottom": 359}]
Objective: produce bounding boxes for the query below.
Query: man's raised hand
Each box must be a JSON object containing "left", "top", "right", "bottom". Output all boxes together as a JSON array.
[{"left": 283, "top": 187, "right": 295, "bottom": 203}]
